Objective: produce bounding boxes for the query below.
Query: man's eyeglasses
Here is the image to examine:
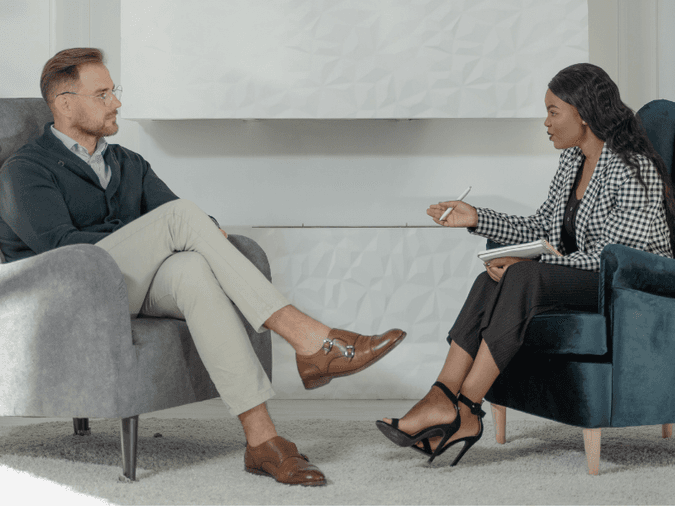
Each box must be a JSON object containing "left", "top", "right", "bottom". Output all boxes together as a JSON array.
[{"left": 56, "top": 85, "right": 123, "bottom": 106}]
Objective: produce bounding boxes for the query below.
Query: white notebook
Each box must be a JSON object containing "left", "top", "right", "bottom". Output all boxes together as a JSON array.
[{"left": 477, "top": 239, "right": 561, "bottom": 262}]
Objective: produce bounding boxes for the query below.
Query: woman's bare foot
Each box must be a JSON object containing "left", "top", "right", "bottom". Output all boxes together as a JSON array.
[{"left": 383, "top": 386, "right": 481, "bottom": 452}]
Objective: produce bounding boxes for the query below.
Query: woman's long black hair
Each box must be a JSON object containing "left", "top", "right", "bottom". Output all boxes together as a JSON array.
[{"left": 548, "top": 63, "right": 675, "bottom": 254}]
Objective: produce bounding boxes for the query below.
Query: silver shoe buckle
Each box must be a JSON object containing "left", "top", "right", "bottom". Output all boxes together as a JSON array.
[{"left": 322, "top": 339, "right": 355, "bottom": 359}]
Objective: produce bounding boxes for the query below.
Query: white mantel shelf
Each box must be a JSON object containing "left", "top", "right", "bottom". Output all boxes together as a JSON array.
[{"left": 121, "top": 0, "right": 588, "bottom": 120}]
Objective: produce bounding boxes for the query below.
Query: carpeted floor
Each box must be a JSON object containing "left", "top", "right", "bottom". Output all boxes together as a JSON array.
[{"left": 1, "top": 417, "right": 674, "bottom": 505}]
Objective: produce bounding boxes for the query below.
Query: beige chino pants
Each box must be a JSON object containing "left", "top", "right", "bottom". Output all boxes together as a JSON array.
[{"left": 95, "top": 199, "right": 290, "bottom": 415}]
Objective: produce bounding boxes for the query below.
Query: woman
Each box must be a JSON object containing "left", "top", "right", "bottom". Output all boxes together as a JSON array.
[{"left": 376, "top": 63, "right": 675, "bottom": 465}]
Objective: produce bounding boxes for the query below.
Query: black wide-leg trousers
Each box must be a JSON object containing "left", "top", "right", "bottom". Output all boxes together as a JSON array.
[{"left": 447, "top": 261, "right": 600, "bottom": 372}]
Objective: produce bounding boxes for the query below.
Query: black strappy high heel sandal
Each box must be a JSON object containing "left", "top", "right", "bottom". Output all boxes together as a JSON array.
[
  {"left": 376, "top": 381, "right": 461, "bottom": 459},
  {"left": 427, "top": 393, "right": 486, "bottom": 465}
]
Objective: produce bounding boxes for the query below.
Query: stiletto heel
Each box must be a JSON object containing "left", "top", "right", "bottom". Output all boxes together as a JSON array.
[
  {"left": 376, "top": 381, "right": 461, "bottom": 452},
  {"left": 428, "top": 393, "right": 486, "bottom": 465}
]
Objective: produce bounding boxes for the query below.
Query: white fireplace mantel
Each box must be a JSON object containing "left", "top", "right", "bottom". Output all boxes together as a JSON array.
[{"left": 121, "top": 0, "right": 588, "bottom": 120}]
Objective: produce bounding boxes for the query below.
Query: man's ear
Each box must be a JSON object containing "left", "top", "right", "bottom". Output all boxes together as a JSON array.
[{"left": 52, "top": 93, "right": 73, "bottom": 119}]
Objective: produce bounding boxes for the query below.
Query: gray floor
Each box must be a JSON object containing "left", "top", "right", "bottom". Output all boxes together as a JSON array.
[{"left": 0, "top": 398, "right": 542, "bottom": 427}]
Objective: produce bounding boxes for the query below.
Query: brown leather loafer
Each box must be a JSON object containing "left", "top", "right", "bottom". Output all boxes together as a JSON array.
[
  {"left": 244, "top": 436, "right": 326, "bottom": 486},
  {"left": 296, "top": 328, "right": 406, "bottom": 389}
]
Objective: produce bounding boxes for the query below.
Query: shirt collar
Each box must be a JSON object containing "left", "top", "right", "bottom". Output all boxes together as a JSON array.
[{"left": 51, "top": 125, "right": 108, "bottom": 159}]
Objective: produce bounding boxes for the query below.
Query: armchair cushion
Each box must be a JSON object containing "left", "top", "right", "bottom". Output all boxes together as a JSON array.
[
  {"left": 0, "top": 98, "right": 53, "bottom": 169},
  {"left": 1, "top": 98, "right": 54, "bottom": 264},
  {"left": 524, "top": 311, "right": 607, "bottom": 355},
  {"left": 486, "top": 354, "right": 613, "bottom": 428}
]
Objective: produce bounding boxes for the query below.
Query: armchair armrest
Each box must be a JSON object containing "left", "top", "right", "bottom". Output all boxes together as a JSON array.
[
  {"left": 228, "top": 234, "right": 271, "bottom": 280},
  {"left": 0, "top": 244, "right": 133, "bottom": 417},
  {"left": 599, "top": 243, "right": 675, "bottom": 426},
  {"left": 600, "top": 243, "right": 675, "bottom": 312}
]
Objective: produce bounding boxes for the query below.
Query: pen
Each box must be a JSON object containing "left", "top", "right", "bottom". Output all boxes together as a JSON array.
[{"left": 440, "top": 186, "right": 472, "bottom": 221}]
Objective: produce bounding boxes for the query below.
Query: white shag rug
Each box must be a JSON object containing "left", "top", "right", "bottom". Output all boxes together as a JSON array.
[{"left": 1, "top": 417, "right": 674, "bottom": 505}]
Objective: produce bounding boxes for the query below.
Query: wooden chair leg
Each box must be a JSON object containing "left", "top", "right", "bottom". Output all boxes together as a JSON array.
[
  {"left": 582, "top": 428, "right": 601, "bottom": 475},
  {"left": 663, "top": 423, "right": 673, "bottom": 438},
  {"left": 491, "top": 404, "right": 506, "bottom": 444},
  {"left": 120, "top": 415, "right": 139, "bottom": 482},
  {"left": 72, "top": 418, "right": 91, "bottom": 436}
]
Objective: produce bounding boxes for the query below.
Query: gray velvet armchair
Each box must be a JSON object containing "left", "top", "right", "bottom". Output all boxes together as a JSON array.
[{"left": 0, "top": 98, "right": 273, "bottom": 481}]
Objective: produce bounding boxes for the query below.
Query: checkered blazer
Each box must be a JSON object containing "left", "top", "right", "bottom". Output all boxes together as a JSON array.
[{"left": 471, "top": 145, "right": 673, "bottom": 272}]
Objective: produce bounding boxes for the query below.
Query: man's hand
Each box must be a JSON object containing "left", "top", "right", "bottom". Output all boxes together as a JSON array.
[
  {"left": 220, "top": 229, "right": 228, "bottom": 239},
  {"left": 428, "top": 201, "right": 479, "bottom": 228},
  {"left": 484, "top": 256, "right": 532, "bottom": 282}
]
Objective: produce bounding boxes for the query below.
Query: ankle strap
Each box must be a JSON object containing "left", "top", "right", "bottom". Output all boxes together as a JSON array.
[
  {"left": 432, "top": 381, "right": 458, "bottom": 405},
  {"left": 458, "top": 393, "right": 486, "bottom": 418}
]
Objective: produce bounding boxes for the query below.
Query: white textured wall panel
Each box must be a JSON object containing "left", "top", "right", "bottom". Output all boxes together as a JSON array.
[
  {"left": 0, "top": 1, "right": 50, "bottom": 98},
  {"left": 121, "top": 0, "right": 588, "bottom": 119},
  {"left": 234, "top": 227, "right": 486, "bottom": 399}
]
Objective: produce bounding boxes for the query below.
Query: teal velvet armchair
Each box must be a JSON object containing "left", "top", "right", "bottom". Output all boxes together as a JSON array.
[
  {"left": 484, "top": 99, "right": 675, "bottom": 475},
  {"left": 0, "top": 98, "right": 273, "bottom": 481}
]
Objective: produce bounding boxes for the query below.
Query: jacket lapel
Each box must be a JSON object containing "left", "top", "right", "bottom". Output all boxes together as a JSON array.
[
  {"left": 574, "top": 143, "right": 611, "bottom": 251},
  {"left": 103, "top": 148, "right": 120, "bottom": 197},
  {"left": 550, "top": 148, "right": 584, "bottom": 252}
]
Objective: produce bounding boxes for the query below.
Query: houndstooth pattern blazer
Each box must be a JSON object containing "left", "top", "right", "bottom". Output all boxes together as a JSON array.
[{"left": 471, "top": 145, "right": 673, "bottom": 272}]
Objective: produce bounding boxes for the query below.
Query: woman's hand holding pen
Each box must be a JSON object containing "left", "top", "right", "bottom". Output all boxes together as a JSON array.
[
  {"left": 427, "top": 198, "right": 529, "bottom": 282},
  {"left": 427, "top": 201, "right": 479, "bottom": 228}
]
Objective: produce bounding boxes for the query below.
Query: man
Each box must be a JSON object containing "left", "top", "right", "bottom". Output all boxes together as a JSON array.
[{"left": 0, "top": 48, "right": 406, "bottom": 486}]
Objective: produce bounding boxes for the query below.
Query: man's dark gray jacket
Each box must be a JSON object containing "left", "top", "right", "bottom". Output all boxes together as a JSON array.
[{"left": 0, "top": 122, "right": 178, "bottom": 262}]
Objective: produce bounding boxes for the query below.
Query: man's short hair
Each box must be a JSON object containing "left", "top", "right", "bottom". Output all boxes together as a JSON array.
[{"left": 40, "top": 47, "right": 105, "bottom": 107}]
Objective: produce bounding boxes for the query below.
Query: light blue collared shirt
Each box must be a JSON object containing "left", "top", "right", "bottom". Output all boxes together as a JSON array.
[{"left": 51, "top": 125, "right": 112, "bottom": 189}]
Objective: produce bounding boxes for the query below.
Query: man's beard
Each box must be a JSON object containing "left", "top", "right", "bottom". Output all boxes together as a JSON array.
[
  {"left": 73, "top": 109, "right": 119, "bottom": 139},
  {"left": 77, "top": 120, "right": 119, "bottom": 139}
]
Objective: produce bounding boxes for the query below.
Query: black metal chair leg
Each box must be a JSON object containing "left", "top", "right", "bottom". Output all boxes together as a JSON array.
[
  {"left": 73, "top": 417, "right": 91, "bottom": 436},
  {"left": 120, "top": 415, "right": 139, "bottom": 482}
]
